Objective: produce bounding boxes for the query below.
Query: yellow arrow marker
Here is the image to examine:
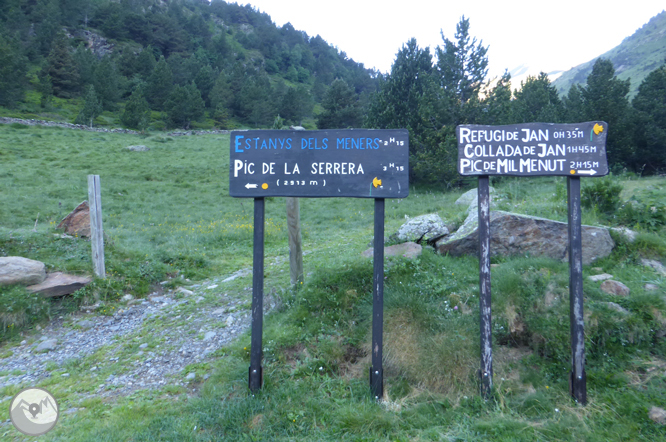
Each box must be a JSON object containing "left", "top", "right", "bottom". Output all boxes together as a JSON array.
[
  {"left": 372, "top": 177, "right": 382, "bottom": 188},
  {"left": 593, "top": 123, "right": 604, "bottom": 135}
]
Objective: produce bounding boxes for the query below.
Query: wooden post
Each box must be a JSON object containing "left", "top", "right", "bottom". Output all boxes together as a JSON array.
[
  {"left": 478, "top": 176, "right": 493, "bottom": 398},
  {"left": 249, "top": 197, "right": 265, "bottom": 391},
  {"left": 286, "top": 197, "right": 304, "bottom": 286},
  {"left": 567, "top": 176, "right": 587, "bottom": 404},
  {"left": 370, "top": 198, "right": 385, "bottom": 400},
  {"left": 87, "top": 175, "right": 105, "bottom": 279}
]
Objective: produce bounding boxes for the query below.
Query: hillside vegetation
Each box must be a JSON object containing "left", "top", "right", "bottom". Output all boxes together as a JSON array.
[
  {"left": 1, "top": 124, "right": 665, "bottom": 440},
  {"left": 553, "top": 10, "right": 666, "bottom": 97}
]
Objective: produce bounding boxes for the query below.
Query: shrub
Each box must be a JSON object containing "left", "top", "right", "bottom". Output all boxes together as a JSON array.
[
  {"left": 581, "top": 176, "right": 623, "bottom": 214},
  {"left": 0, "top": 285, "right": 49, "bottom": 340}
]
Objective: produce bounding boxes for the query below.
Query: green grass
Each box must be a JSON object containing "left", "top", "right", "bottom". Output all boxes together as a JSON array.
[{"left": 0, "top": 124, "right": 665, "bottom": 440}]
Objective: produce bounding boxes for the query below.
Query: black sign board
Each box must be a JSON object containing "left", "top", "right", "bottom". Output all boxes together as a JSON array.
[
  {"left": 457, "top": 122, "right": 608, "bottom": 177},
  {"left": 229, "top": 129, "right": 409, "bottom": 198}
]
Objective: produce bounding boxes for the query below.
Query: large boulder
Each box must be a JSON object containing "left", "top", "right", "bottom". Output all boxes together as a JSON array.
[
  {"left": 57, "top": 201, "right": 90, "bottom": 237},
  {"left": 26, "top": 272, "right": 93, "bottom": 297},
  {"left": 0, "top": 257, "right": 46, "bottom": 286},
  {"left": 436, "top": 211, "right": 614, "bottom": 265},
  {"left": 394, "top": 214, "right": 449, "bottom": 243}
]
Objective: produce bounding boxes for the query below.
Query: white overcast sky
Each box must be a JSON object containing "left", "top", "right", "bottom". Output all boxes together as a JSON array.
[{"left": 243, "top": 1, "right": 665, "bottom": 79}]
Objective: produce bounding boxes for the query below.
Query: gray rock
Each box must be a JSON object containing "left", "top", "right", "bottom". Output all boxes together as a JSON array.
[
  {"left": 203, "top": 331, "right": 216, "bottom": 341},
  {"left": 455, "top": 187, "right": 495, "bottom": 206},
  {"left": 35, "top": 339, "right": 57, "bottom": 353},
  {"left": 26, "top": 272, "right": 92, "bottom": 297},
  {"left": 126, "top": 145, "right": 150, "bottom": 152},
  {"left": 644, "top": 283, "right": 659, "bottom": 291},
  {"left": 77, "top": 320, "right": 95, "bottom": 330},
  {"left": 602, "top": 302, "right": 630, "bottom": 315},
  {"left": 588, "top": 273, "right": 613, "bottom": 282},
  {"left": 362, "top": 242, "right": 422, "bottom": 259},
  {"left": 176, "top": 287, "right": 194, "bottom": 296},
  {"left": 611, "top": 227, "right": 637, "bottom": 242},
  {"left": 139, "top": 343, "right": 148, "bottom": 349},
  {"left": 649, "top": 406, "right": 666, "bottom": 425},
  {"left": 641, "top": 259, "right": 666, "bottom": 276},
  {"left": 394, "top": 214, "right": 449, "bottom": 243},
  {"left": 436, "top": 211, "right": 614, "bottom": 265},
  {"left": 600, "top": 280, "right": 631, "bottom": 297},
  {"left": 121, "top": 294, "right": 134, "bottom": 302},
  {"left": 186, "top": 372, "right": 196, "bottom": 381},
  {"left": 0, "top": 257, "right": 46, "bottom": 286}
]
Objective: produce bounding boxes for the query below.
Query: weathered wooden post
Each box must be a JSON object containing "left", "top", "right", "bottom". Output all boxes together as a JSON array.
[
  {"left": 87, "top": 175, "right": 105, "bottom": 279},
  {"left": 286, "top": 197, "right": 304, "bottom": 286},
  {"left": 477, "top": 176, "right": 493, "bottom": 398}
]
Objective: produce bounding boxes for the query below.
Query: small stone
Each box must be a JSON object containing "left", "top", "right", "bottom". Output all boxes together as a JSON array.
[
  {"left": 225, "top": 316, "right": 234, "bottom": 327},
  {"left": 186, "top": 372, "right": 196, "bottom": 381},
  {"left": 588, "top": 273, "right": 613, "bottom": 282},
  {"left": 207, "top": 284, "right": 218, "bottom": 290},
  {"left": 121, "top": 294, "right": 134, "bottom": 302},
  {"left": 176, "top": 287, "right": 194, "bottom": 296},
  {"left": 602, "top": 302, "right": 630, "bottom": 315},
  {"left": 212, "top": 308, "right": 225, "bottom": 316},
  {"left": 645, "top": 283, "right": 659, "bottom": 291},
  {"left": 90, "top": 366, "right": 97, "bottom": 371},
  {"left": 600, "top": 280, "right": 631, "bottom": 297},
  {"left": 20, "top": 340, "right": 26, "bottom": 345},
  {"left": 195, "top": 296, "right": 205, "bottom": 303},
  {"left": 126, "top": 145, "right": 150, "bottom": 152},
  {"left": 139, "top": 343, "right": 148, "bottom": 349},
  {"left": 649, "top": 406, "right": 666, "bottom": 425},
  {"left": 77, "top": 320, "right": 95, "bottom": 330},
  {"left": 61, "top": 373, "right": 70, "bottom": 377},
  {"left": 203, "top": 331, "right": 216, "bottom": 341},
  {"left": 65, "top": 408, "right": 78, "bottom": 414},
  {"left": 641, "top": 259, "right": 666, "bottom": 276},
  {"left": 35, "top": 339, "right": 57, "bottom": 353}
]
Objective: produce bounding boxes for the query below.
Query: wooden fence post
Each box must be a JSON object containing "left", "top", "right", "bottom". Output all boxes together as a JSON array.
[
  {"left": 286, "top": 197, "right": 304, "bottom": 286},
  {"left": 87, "top": 175, "right": 105, "bottom": 278}
]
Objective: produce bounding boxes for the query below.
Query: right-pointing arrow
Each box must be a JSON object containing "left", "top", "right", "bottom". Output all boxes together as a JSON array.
[{"left": 577, "top": 170, "right": 597, "bottom": 175}]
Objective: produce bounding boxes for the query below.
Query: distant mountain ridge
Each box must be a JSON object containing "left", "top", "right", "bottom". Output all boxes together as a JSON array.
[{"left": 553, "top": 10, "right": 666, "bottom": 97}]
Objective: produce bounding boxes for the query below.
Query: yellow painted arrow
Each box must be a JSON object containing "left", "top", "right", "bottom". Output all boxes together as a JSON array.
[{"left": 372, "top": 177, "right": 382, "bottom": 188}]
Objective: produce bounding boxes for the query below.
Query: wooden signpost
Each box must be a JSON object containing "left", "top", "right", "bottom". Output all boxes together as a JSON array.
[
  {"left": 457, "top": 121, "right": 609, "bottom": 404},
  {"left": 230, "top": 129, "right": 409, "bottom": 398}
]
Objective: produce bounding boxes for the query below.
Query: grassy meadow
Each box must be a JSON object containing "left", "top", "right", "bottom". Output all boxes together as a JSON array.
[{"left": 1, "top": 123, "right": 666, "bottom": 441}]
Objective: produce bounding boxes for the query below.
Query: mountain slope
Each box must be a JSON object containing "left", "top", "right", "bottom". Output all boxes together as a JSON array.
[{"left": 553, "top": 10, "right": 666, "bottom": 97}]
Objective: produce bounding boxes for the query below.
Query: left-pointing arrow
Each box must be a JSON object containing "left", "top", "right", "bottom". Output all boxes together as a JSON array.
[{"left": 245, "top": 183, "right": 258, "bottom": 189}]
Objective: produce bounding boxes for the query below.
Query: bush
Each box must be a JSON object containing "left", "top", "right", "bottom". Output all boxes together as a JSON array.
[
  {"left": 617, "top": 191, "right": 666, "bottom": 231},
  {"left": 581, "top": 176, "right": 623, "bottom": 214},
  {"left": 0, "top": 285, "right": 49, "bottom": 341}
]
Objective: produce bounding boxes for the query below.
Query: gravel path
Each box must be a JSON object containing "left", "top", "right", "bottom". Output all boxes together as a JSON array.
[{"left": 0, "top": 272, "right": 278, "bottom": 401}]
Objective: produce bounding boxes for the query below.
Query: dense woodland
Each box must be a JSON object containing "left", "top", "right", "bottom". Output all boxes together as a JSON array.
[{"left": 0, "top": 0, "right": 664, "bottom": 184}]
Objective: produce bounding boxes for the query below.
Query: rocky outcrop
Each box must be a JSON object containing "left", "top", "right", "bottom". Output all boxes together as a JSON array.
[
  {"left": 0, "top": 257, "right": 47, "bottom": 286},
  {"left": 394, "top": 214, "right": 449, "bottom": 243},
  {"left": 600, "top": 280, "right": 631, "bottom": 297},
  {"left": 435, "top": 211, "right": 614, "bottom": 265},
  {"left": 57, "top": 201, "right": 90, "bottom": 237},
  {"left": 27, "top": 272, "right": 93, "bottom": 297}
]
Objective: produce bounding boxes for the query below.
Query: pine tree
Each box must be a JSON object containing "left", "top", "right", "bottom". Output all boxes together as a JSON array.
[
  {"left": 75, "top": 85, "right": 103, "bottom": 127},
  {"left": 316, "top": 79, "right": 361, "bottom": 129},
  {"left": 632, "top": 63, "right": 666, "bottom": 173},
  {"left": 0, "top": 33, "right": 28, "bottom": 107},
  {"left": 146, "top": 56, "right": 173, "bottom": 110},
  {"left": 93, "top": 56, "right": 120, "bottom": 110},
  {"left": 121, "top": 86, "right": 151, "bottom": 131},
  {"left": 581, "top": 59, "right": 634, "bottom": 169},
  {"left": 47, "top": 34, "right": 80, "bottom": 98},
  {"left": 164, "top": 82, "right": 205, "bottom": 129},
  {"left": 436, "top": 16, "right": 488, "bottom": 104},
  {"left": 512, "top": 72, "right": 564, "bottom": 123}
]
